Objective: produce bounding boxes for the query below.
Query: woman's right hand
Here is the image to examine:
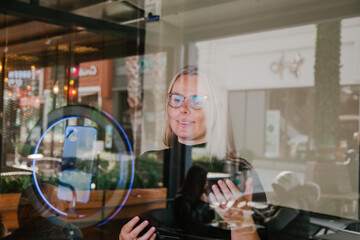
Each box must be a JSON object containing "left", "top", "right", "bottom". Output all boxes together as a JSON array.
[
  {"left": 210, "top": 179, "right": 260, "bottom": 240},
  {"left": 119, "top": 216, "right": 156, "bottom": 240},
  {"left": 210, "top": 178, "right": 253, "bottom": 220}
]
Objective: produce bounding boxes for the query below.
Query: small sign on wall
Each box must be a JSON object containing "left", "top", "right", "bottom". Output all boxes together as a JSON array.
[
  {"left": 265, "top": 110, "right": 280, "bottom": 158},
  {"left": 105, "top": 125, "right": 113, "bottom": 149}
]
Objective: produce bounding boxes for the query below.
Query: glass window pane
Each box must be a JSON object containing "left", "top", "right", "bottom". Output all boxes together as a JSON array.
[{"left": 1, "top": 1, "right": 360, "bottom": 240}]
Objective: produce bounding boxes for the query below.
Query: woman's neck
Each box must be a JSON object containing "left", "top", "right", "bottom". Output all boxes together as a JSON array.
[{"left": 178, "top": 137, "right": 206, "bottom": 146}]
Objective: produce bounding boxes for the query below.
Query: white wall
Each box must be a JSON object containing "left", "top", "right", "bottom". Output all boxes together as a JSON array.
[{"left": 197, "top": 18, "right": 360, "bottom": 91}]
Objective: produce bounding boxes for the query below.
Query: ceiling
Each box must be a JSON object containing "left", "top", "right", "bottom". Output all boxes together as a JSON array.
[
  {"left": 0, "top": 0, "right": 360, "bottom": 69},
  {"left": 160, "top": 0, "right": 360, "bottom": 41},
  {"left": 0, "top": 0, "right": 144, "bottom": 69}
]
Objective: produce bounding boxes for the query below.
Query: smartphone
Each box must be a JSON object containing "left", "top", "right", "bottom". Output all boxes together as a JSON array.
[{"left": 57, "top": 125, "right": 97, "bottom": 203}]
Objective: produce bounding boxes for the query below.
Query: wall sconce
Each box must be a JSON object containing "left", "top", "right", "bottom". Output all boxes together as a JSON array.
[{"left": 270, "top": 53, "right": 304, "bottom": 79}]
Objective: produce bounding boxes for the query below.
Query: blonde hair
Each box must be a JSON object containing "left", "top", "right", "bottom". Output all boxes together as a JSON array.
[{"left": 163, "top": 66, "right": 227, "bottom": 158}]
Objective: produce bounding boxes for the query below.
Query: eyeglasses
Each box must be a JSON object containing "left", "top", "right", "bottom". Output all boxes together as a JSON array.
[{"left": 167, "top": 93, "right": 208, "bottom": 110}]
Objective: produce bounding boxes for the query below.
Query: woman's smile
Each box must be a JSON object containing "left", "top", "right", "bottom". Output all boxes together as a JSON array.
[{"left": 177, "top": 120, "right": 195, "bottom": 125}]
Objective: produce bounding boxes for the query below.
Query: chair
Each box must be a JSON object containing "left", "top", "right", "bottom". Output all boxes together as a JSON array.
[{"left": 305, "top": 161, "right": 358, "bottom": 218}]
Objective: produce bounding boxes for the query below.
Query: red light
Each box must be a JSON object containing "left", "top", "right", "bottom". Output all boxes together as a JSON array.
[
  {"left": 68, "top": 87, "right": 78, "bottom": 99},
  {"left": 66, "top": 65, "right": 79, "bottom": 77}
]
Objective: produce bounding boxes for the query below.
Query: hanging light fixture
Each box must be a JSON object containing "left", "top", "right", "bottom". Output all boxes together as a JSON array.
[{"left": 53, "top": 82, "right": 59, "bottom": 94}]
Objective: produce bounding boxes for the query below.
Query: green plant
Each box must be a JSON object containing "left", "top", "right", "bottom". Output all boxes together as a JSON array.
[
  {"left": 131, "top": 153, "right": 163, "bottom": 188},
  {"left": 92, "top": 168, "right": 121, "bottom": 190},
  {"left": 193, "top": 158, "right": 224, "bottom": 172},
  {"left": 132, "top": 172, "right": 145, "bottom": 188},
  {"left": 0, "top": 175, "right": 33, "bottom": 194}
]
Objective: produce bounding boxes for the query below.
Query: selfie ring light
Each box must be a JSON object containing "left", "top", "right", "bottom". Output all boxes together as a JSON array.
[{"left": 31, "top": 105, "right": 134, "bottom": 225}]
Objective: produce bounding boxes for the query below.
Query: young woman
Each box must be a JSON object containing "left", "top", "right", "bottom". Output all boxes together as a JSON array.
[{"left": 120, "top": 66, "right": 266, "bottom": 239}]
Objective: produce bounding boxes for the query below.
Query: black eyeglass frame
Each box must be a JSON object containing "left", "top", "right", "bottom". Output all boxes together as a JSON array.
[{"left": 167, "top": 93, "right": 208, "bottom": 110}]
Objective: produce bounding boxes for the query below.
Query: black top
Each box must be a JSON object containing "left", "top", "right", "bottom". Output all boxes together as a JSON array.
[
  {"left": 141, "top": 141, "right": 267, "bottom": 204},
  {"left": 173, "top": 195, "right": 230, "bottom": 239},
  {"left": 142, "top": 141, "right": 267, "bottom": 239},
  {"left": 173, "top": 195, "right": 214, "bottom": 231}
]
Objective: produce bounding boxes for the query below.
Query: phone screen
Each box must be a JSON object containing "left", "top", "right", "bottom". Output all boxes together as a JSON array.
[{"left": 57, "top": 126, "right": 97, "bottom": 203}]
